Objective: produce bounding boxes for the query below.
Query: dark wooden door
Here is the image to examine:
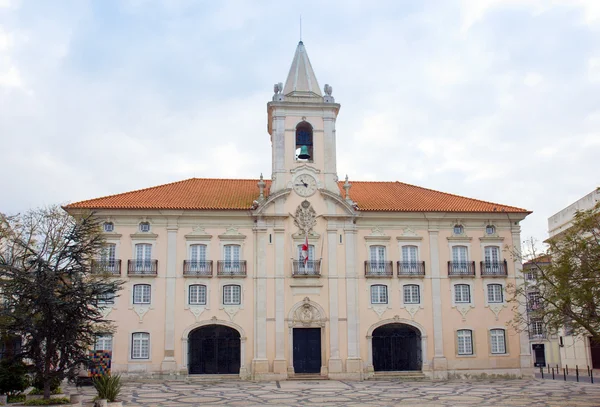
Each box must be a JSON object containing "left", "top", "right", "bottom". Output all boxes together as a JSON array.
[
  {"left": 372, "top": 324, "right": 421, "bottom": 371},
  {"left": 532, "top": 344, "right": 546, "bottom": 367},
  {"left": 590, "top": 337, "right": 600, "bottom": 369},
  {"left": 293, "top": 328, "right": 321, "bottom": 374},
  {"left": 188, "top": 325, "right": 240, "bottom": 374}
]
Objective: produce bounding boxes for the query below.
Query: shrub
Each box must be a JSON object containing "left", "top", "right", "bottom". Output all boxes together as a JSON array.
[
  {"left": 23, "top": 397, "right": 70, "bottom": 405},
  {"left": 0, "top": 359, "right": 30, "bottom": 396},
  {"left": 30, "top": 375, "right": 61, "bottom": 394},
  {"left": 7, "top": 394, "right": 26, "bottom": 403},
  {"left": 27, "top": 387, "right": 62, "bottom": 395},
  {"left": 93, "top": 374, "right": 122, "bottom": 402}
]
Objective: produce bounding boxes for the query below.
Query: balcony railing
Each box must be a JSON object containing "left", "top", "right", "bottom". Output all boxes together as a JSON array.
[
  {"left": 364, "top": 261, "right": 393, "bottom": 277},
  {"left": 448, "top": 261, "right": 476, "bottom": 277},
  {"left": 91, "top": 260, "right": 121, "bottom": 275},
  {"left": 480, "top": 260, "right": 508, "bottom": 277},
  {"left": 292, "top": 260, "right": 321, "bottom": 277},
  {"left": 217, "top": 261, "right": 247, "bottom": 277},
  {"left": 397, "top": 261, "right": 425, "bottom": 277},
  {"left": 127, "top": 259, "right": 158, "bottom": 276},
  {"left": 529, "top": 331, "right": 546, "bottom": 340},
  {"left": 183, "top": 260, "right": 213, "bottom": 277}
]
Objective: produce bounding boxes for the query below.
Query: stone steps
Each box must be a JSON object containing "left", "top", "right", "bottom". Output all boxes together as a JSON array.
[
  {"left": 186, "top": 374, "right": 241, "bottom": 382},
  {"left": 369, "top": 371, "right": 428, "bottom": 381},
  {"left": 287, "top": 374, "right": 329, "bottom": 381}
]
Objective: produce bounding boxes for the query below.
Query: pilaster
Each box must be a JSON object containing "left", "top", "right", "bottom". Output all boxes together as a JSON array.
[
  {"left": 344, "top": 225, "right": 362, "bottom": 376},
  {"left": 327, "top": 226, "right": 342, "bottom": 373},
  {"left": 161, "top": 224, "right": 178, "bottom": 372},
  {"left": 323, "top": 113, "right": 338, "bottom": 193},
  {"left": 252, "top": 222, "right": 269, "bottom": 375},
  {"left": 273, "top": 226, "right": 287, "bottom": 375},
  {"left": 512, "top": 224, "right": 533, "bottom": 375},
  {"left": 428, "top": 229, "right": 448, "bottom": 380}
]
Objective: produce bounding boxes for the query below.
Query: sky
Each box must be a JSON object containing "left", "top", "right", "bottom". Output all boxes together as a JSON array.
[{"left": 1, "top": 0, "right": 599, "bottom": 248}]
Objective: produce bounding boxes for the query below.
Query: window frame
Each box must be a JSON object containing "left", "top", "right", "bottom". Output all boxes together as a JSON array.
[
  {"left": 223, "top": 284, "right": 241, "bottom": 305},
  {"left": 457, "top": 329, "right": 474, "bottom": 355},
  {"left": 131, "top": 332, "right": 150, "bottom": 359},
  {"left": 490, "top": 329, "right": 507, "bottom": 354},
  {"left": 487, "top": 283, "right": 504, "bottom": 303},
  {"left": 485, "top": 225, "right": 496, "bottom": 235},
  {"left": 370, "top": 284, "right": 388, "bottom": 305},
  {"left": 139, "top": 222, "right": 151, "bottom": 232},
  {"left": 403, "top": 284, "right": 421, "bottom": 304},
  {"left": 94, "top": 334, "right": 113, "bottom": 352},
  {"left": 103, "top": 222, "right": 114, "bottom": 233},
  {"left": 132, "top": 284, "right": 151, "bottom": 305},
  {"left": 454, "top": 284, "right": 471, "bottom": 304},
  {"left": 453, "top": 224, "right": 464, "bottom": 235},
  {"left": 188, "top": 284, "right": 207, "bottom": 306}
]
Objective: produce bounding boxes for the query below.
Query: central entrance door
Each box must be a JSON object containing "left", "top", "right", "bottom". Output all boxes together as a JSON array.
[
  {"left": 188, "top": 325, "right": 240, "bottom": 374},
  {"left": 532, "top": 344, "right": 546, "bottom": 367},
  {"left": 293, "top": 328, "right": 321, "bottom": 374},
  {"left": 590, "top": 337, "right": 600, "bottom": 369},
  {"left": 372, "top": 323, "right": 421, "bottom": 371}
]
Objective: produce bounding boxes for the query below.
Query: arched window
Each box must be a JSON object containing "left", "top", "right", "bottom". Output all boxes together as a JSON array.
[
  {"left": 133, "top": 284, "right": 151, "bottom": 304},
  {"left": 223, "top": 284, "right": 241, "bottom": 305},
  {"left": 487, "top": 284, "right": 503, "bottom": 303},
  {"left": 457, "top": 329, "right": 473, "bottom": 355},
  {"left": 403, "top": 284, "right": 420, "bottom": 304},
  {"left": 189, "top": 284, "right": 207, "bottom": 305},
  {"left": 370, "top": 284, "right": 388, "bottom": 304},
  {"left": 131, "top": 332, "right": 150, "bottom": 359},
  {"left": 295, "top": 122, "right": 313, "bottom": 161},
  {"left": 454, "top": 284, "right": 471, "bottom": 303}
]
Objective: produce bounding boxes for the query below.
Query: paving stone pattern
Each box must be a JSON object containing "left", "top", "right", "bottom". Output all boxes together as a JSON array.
[{"left": 68, "top": 379, "right": 600, "bottom": 406}]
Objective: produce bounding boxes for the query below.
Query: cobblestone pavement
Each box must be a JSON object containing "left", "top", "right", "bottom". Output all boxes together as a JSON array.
[{"left": 67, "top": 379, "right": 600, "bottom": 406}]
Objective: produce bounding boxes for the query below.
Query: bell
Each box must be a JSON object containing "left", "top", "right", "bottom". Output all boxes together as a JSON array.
[{"left": 298, "top": 145, "right": 311, "bottom": 159}]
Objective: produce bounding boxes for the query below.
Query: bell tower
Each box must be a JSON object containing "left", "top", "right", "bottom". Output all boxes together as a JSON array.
[{"left": 267, "top": 41, "right": 341, "bottom": 195}]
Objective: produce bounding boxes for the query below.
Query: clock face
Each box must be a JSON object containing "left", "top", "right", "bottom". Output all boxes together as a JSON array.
[{"left": 293, "top": 174, "right": 318, "bottom": 197}]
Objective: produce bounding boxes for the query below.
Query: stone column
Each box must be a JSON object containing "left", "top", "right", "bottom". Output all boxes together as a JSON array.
[
  {"left": 429, "top": 229, "right": 448, "bottom": 379},
  {"left": 512, "top": 223, "right": 533, "bottom": 375},
  {"left": 252, "top": 222, "right": 269, "bottom": 375},
  {"left": 161, "top": 224, "right": 178, "bottom": 372},
  {"left": 273, "top": 226, "right": 287, "bottom": 374},
  {"left": 345, "top": 225, "right": 362, "bottom": 375},
  {"left": 327, "top": 226, "right": 342, "bottom": 374},
  {"left": 271, "top": 111, "right": 286, "bottom": 193},
  {"left": 323, "top": 113, "right": 338, "bottom": 192}
]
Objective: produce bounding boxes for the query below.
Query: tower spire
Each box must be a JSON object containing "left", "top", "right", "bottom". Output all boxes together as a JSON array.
[{"left": 282, "top": 41, "right": 322, "bottom": 97}]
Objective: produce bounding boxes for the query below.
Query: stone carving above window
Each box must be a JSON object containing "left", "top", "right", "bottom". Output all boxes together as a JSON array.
[{"left": 293, "top": 200, "right": 317, "bottom": 236}]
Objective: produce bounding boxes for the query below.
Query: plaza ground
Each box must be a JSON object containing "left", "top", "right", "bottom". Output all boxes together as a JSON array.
[{"left": 67, "top": 378, "right": 600, "bottom": 406}]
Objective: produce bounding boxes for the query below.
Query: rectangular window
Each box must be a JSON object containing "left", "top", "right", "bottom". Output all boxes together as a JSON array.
[
  {"left": 297, "top": 244, "right": 316, "bottom": 272},
  {"left": 189, "top": 285, "right": 207, "bottom": 305},
  {"left": 531, "top": 320, "right": 544, "bottom": 336},
  {"left": 189, "top": 244, "right": 207, "bottom": 271},
  {"left": 224, "top": 245, "right": 241, "bottom": 272},
  {"left": 528, "top": 291, "right": 541, "bottom": 310},
  {"left": 457, "top": 330, "right": 473, "bottom": 355},
  {"left": 403, "top": 285, "right": 420, "bottom": 304},
  {"left": 484, "top": 246, "right": 500, "bottom": 264},
  {"left": 98, "top": 292, "right": 115, "bottom": 305},
  {"left": 101, "top": 244, "right": 117, "bottom": 268},
  {"left": 133, "top": 284, "right": 151, "bottom": 304},
  {"left": 223, "top": 285, "right": 241, "bottom": 305},
  {"left": 487, "top": 284, "right": 503, "bottom": 303},
  {"left": 94, "top": 335, "right": 113, "bottom": 351},
  {"left": 402, "top": 245, "right": 418, "bottom": 263},
  {"left": 131, "top": 333, "right": 149, "bottom": 359},
  {"left": 370, "top": 285, "right": 388, "bottom": 304},
  {"left": 490, "top": 329, "right": 506, "bottom": 354},
  {"left": 135, "top": 243, "right": 152, "bottom": 271},
  {"left": 369, "top": 245, "right": 387, "bottom": 273},
  {"left": 454, "top": 284, "right": 471, "bottom": 303}
]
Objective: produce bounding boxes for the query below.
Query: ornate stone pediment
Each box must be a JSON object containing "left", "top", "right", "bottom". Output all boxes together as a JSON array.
[
  {"left": 293, "top": 201, "right": 317, "bottom": 235},
  {"left": 290, "top": 297, "right": 326, "bottom": 327}
]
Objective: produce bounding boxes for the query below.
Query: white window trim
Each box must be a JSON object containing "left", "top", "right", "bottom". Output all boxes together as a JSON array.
[
  {"left": 188, "top": 283, "right": 208, "bottom": 306},
  {"left": 129, "top": 332, "right": 151, "bottom": 362},
  {"left": 489, "top": 327, "right": 509, "bottom": 356},
  {"left": 451, "top": 282, "right": 475, "bottom": 306},
  {"left": 219, "top": 279, "right": 245, "bottom": 309},
  {"left": 448, "top": 242, "right": 472, "bottom": 269},
  {"left": 456, "top": 327, "right": 476, "bottom": 357},
  {"left": 132, "top": 283, "right": 152, "bottom": 305},
  {"left": 369, "top": 284, "right": 389, "bottom": 305},
  {"left": 94, "top": 334, "right": 114, "bottom": 352},
  {"left": 367, "top": 283, "right": 392, "bottom": 310},
  {"left": 398, "top": 280, "right": 425, "bottom": 313},
  {"left": 481, "top": 243, "right": 503, "bottom": 263},
  {"left": 399, "top": 243, "right": 421, "bottom": 262},
  {"left": 183, "top": 280, "right": 211, "bottom": 310},
  {"left": 222, "top": 284, "right": 242, "bottom": 305},
  {"left": 129, "top": 281, "right": 156, "bottom": 310},
  {"left": 484, "top": 281, "right": 506, "bottom": 305},
  {"left": 402, "top": 284, "right": 422, "bottom": 305}
]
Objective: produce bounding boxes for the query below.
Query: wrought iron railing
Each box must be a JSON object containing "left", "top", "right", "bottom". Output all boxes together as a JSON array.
[
  {"left": 92, "top": 260, "right": 121, "bottom": 275},
  {"left": 480, "top": 260, "right": 508, "bottom": 277},
  {"left": 217, "top": 261, "right": 247, "bottom": 277},
  {"left": 448, "top": 261, "right": 476, "bottom": 277},
  {"left": 183, "top": 260, "right": 213, "bottom": 277},
  {"left": 529, "top": 330, "right": 546, "bottom": 340},
  {"left": 127, "top": 259, "right": 158, "bottom": 276},
  {"left": 364, "top": 261, "right": 393, "bottom": 277},
  {"left": 292, "top": 260, "right": 321, "bottom": 277},
  {"left": 397, "top": 261, "right": 426, "bottom": 277}
]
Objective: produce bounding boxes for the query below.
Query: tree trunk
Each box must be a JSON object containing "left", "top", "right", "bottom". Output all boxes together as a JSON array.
[{"left": 44, "top": 380, "right": 51, "bottom": 399}]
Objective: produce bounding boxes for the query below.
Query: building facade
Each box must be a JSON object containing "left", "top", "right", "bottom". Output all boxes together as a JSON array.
[{"left": 66, "top": 42, "right": 533, "bottom": 380}]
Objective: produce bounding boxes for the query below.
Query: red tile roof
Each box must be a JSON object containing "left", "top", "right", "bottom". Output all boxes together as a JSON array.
[{"left": 64, "top": 178, "right": 530, "bottom": 213}]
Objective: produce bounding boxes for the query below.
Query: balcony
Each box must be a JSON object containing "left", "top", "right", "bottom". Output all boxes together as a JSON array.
[
  {"left": 292, "top": 260, "right": 321, "bottom": 277},
  {"left": 397, "top": 261, "right": 425, "bottom": 277},
  {"left": 91, "top": 260, "right": 121, "bottom": 275},
  {"left": 127, "top": 259, "right": 158, "bottom": 276},
  {"left": 217, "top": 261, "right": 247, "bottom": 277},
  {"left": 448, "top": 261, "right": 476, "bottom": 277},
  {"left": 480, "top": 260, "right": 508, "bottom": 277},
  {"left": 183, "top": 260, "right": 213, "bottom": 277},
  {"left": 529, "top": 331, "right": 546, "bottom": 340},
  {"left": 364, "top": 261, "right": 393, "bottom": 277}
]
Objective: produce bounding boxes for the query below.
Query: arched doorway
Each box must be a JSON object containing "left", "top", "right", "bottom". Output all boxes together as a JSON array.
[
  {"left": 188, "top": 324, "right": 240, "bottom": 374},
  {"left": 372, "top": 323, "right": 422, "bottom": 371}
]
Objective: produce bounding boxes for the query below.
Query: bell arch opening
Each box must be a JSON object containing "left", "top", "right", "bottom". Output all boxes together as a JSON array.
[
  {"left": 188, "top": 324, "right": 241, "bottom": 374},
  {"left": 295, "top": 122, "right": 313, "bottom": 162},
  {"left": 372, "top": 323, "right": 422, "bottom": 371}
]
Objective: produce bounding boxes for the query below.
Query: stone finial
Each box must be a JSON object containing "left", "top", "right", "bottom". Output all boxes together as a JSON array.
[
  {"left": 272, "top": 82, "right": 284, "bottom": 101},
  {"left": 258, "top": 173, "right": 266, "bottom": 201},
  {"left": 324, "top": 84, "right": 335, "bottom": 103},
  {"left": 343, "top": 175, "right": 351, "bottom": 201}
]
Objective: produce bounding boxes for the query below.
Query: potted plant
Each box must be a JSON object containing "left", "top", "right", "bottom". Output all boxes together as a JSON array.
[{"left": 92, "top": 374, "right": 122, "bottom": 407}]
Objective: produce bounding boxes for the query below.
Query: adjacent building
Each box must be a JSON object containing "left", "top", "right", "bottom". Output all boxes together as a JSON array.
[{"left": 65, "top": 42, "right": 533, "bottom": 380}]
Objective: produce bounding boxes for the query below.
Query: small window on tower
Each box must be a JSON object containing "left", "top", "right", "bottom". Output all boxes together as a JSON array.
[{"left": 295, "top": 122, "right": 313, "bottom": 162}]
